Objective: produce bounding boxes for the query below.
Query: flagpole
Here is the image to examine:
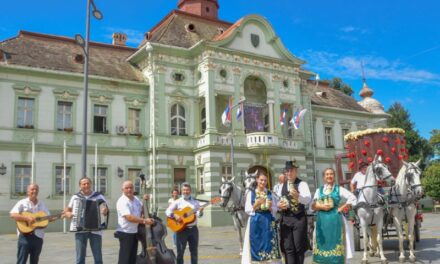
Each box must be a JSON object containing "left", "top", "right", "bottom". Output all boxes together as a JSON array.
[
  {"left": 31, "top": 138, "right": 35, "bottom": 184},
  {"left": 63, "top": 140, "right": 67, "bottom": 233},
  {"left": 94, "top": 143, "right": 98, "bottom": 192},
  {"left": 228, "top": 97, "right": 246, "bottom": 181}
]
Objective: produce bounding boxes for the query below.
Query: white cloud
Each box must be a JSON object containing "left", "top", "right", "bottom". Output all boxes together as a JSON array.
[
  {"left": 300, "top": 50, "right": 440, "bottom": 86},
  {"left": 103, "top": 27, "right": 145, "bottom": 45}
]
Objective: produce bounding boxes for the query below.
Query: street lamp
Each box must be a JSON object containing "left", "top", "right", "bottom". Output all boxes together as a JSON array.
[{"left": 75, "top": 0, "right": 103, "bottom": 178}]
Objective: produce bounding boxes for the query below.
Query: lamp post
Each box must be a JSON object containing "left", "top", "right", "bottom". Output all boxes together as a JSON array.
[{"left": 75, "top": 0, "right": 103, "bottom": 178}]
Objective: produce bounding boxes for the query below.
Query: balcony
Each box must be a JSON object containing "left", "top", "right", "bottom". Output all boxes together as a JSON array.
[{"left": 246, "top": 133, "right": 279, "bottom": 153}]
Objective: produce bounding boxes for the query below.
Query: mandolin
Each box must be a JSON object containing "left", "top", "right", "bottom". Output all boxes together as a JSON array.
[
  {"left": 16, "top": 211, "right": 63, "bottom": 234},
  {"left": 167, "top": 197, "right": 221, "bottom": 233}
]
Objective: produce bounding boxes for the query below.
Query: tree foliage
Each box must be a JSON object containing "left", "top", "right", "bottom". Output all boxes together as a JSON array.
[
  {"left": 327, "top": 77, "right": 354, "bottom": 96},
  {"left": 430, "top": 129, "right": 440, "bottom": 161},
  {"left": 386, "top": 102, "right": 433, "bottom": 168},
  {"left": 422, "top": 163, "right": 440, "bottom": 201}
]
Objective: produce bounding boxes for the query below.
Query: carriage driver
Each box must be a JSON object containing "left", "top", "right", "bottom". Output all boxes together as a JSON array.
[{"left": 350, "top": 162, "right": 368, "bottom": 197}]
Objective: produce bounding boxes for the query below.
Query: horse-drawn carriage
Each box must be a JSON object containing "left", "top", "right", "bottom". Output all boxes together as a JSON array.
[{"left": 336, "top": 128, "right": 424, "bottom": 263}]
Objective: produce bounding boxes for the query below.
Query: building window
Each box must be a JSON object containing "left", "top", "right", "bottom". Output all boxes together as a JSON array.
[
  {"left": 17, "top": 97, "right": 34, "bottom": 128},
  {"left": 57, "top": 101, "right": 73, "bottom": 131},
  {"left": 264, "top": 114, "right": 269, "bottom": 132},
  {"left": 128, "top": 168, "right": 142, "bottom": 195},
  {"left": 128, "top": 108, "right": 141, "bottom": 134},
  {"left": 222, "top": 165, "right": 232, "bottom": 180},
  {"left": 93, "top": 105, "right": 108, "bottom": 133},
  {"left": 342, "top": 128, "right": 350, "bottom": 143},
  {"left": 92, "top": 167, "right": 107, "bottom": 194},
  {"left": 171, "top": 104, "right": 186, "bottom": 136},
  {"left": 325, "top": 127, "right": 334, "bottom": 148},
  {"left": 55, "top": 166, "right": 71, "bottom": 195},
  {"left": 173, "top": 168, "right": 186, "bottom": 191},
  {"left": 197, "top": 167, "right": 204, "bottom": 194},
  {"left": 15, "top": 165, "right": 31, "bottom": 195},
  {"left": 201, "top": 107, "right": 206, "bottom": 134}
]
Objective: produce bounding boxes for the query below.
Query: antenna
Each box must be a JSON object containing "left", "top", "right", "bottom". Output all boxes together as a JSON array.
[{"left": 361, "top": 61, "right": 366, "bottom": 83}]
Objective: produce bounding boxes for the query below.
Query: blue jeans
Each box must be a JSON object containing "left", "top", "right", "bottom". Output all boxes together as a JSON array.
[
  {"left": 75, "top": 232, "right": 103, "bottom": 264},
  {"left": 17, "top": 234, "right": 43, "bottom": 264}
]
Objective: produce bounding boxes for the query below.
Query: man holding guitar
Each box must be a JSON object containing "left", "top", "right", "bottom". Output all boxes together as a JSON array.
[
  {"left": 10, "top": 184, "right": 60, "bottom": 264},
  {"left": 166, "top": 182, "right": 204, "bottom": 264}
]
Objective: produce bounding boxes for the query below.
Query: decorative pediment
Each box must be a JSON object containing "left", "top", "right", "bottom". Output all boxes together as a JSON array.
[
  {"left": 168, "top": 87, "right": 191, "bottom": 100},
  {"left": 13, "top": 84, "right": 41, "bottom": 97},
  {"left": 124, "top": 96, "right": 147, "bottom": 108},
  {"left": 89, "top": 93, "right": 113, "bottom": 104},
  {"left": 210, "top": 15, "right": 305, "bottom": 65},
  {"left": 53, "top": 88, "right": 79, "bottom": 100}
]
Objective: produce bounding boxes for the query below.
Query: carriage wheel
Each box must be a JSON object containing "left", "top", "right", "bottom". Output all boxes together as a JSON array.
[
  {"left": 414, "top": 219, "right": 421, "bottom": 242},
  {"left": 353, "top": 226, "right": 361, "bottom": 251}
]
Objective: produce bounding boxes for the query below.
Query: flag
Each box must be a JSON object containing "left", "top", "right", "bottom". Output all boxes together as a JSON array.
[
  {"left": 291, "top": 108, "right": 307, "bottom": 129},
  {"left": 221, "top": 97, "right": 232, "bottom": 126},
  {"left": 236, "top": 102, "right": 243, "bottom": 121},
  {"left": 280, "top": 107, "right": 288, "bottom": 126}
]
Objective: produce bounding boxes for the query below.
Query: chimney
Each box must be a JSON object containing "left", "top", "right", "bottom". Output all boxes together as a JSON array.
[{"left": 112, "top": 32, "right": 127, "bottom": 46}]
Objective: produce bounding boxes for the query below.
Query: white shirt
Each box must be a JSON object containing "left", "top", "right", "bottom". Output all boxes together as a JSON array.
[
  {"left": 168, "top": 197, "right": 178, "bottom": 206},
  {"left": 10, "top": 198, "right": 50, "bottom": 239},
  {"left": 166, "top": 197, "right": 202, "bottom": 227},
  {"left": 351, "top": 172, "right": 366, "bottom": 189},
  {"left": 67, "top": 192, "right": 107, "bottom": 235},
  {"left": 116, "top": 194, "right": 143, "bottom": 233},
  {"left": 275, "top": 180, "right": 312, "bottom": 206},
  {"left": 312, "top": 185, "right": 357, "bottom": 206},
  {"left": 272, "top": 183, "right": 283, "bottom": 195},
  {"left": 244, "top": 189, "right": 278, "bottom": 217}
]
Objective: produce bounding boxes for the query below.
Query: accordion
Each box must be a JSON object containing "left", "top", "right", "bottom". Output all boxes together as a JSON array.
[{"left": 70, "top": 195, "right": 109, "bottom": 232}]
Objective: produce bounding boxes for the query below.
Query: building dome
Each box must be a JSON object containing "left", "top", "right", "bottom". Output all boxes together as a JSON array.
[{"left": 357, "top": 81, "right": 385, "bottom": 114}]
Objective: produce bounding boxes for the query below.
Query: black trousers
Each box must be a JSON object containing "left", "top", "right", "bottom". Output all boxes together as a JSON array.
[
  {"left": 116, "top": 231, "right": 138, "bottom": 264},
  {"left": 280, "top": 214, "right": 308, "bottom": 264},
  {"left": 17, "top": 233, "right": 43, "bottom": 264},
  {"left": 176, "top": 226, "right": 198, "bottom": 264}
]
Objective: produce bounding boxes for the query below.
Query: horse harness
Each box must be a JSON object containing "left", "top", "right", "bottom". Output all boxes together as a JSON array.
[{"left": 219, "top": 181, "right": 246, "bottom": 228}]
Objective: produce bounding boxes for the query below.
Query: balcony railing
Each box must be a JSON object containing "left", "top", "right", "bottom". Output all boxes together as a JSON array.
[{"left": 246, "top": 133, "right": 279, "bottom": 148}]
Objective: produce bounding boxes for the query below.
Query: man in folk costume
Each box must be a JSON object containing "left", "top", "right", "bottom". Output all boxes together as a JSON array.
[{"left": 276, "top": 161, "right": 311, "bottom": 264}]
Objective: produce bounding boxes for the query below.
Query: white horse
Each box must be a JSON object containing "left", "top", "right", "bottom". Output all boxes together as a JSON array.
[
  {"left": 219, "top": 176, "right": 249, "bottom": 253},
  {"left": 389, "top": 160, "right": 423, "bottom": 263},
  {"left": 356, "top": 155, "right": 395, "bottom": 264},
  {"left": 243, "top": 170, "right": 258, "bottom": 192}
]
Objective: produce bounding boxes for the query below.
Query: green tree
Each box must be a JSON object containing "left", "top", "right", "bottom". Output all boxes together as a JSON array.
[
  {"left": 387, "top": 102, "right": 433, "bottom": 168},
  {"left": 430, "top": 129, "right": 440, "bottom": 161},
  {"left": 422, "top": 163, "right": 440, "bottom": 201},
  {"left": 327, "top": 77, "right": 354, "bottom": 96}
]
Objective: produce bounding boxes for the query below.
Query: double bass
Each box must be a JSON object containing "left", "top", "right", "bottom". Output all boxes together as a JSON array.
[{"left": 137, "top": 174, "right": 176, "bottom": 264}]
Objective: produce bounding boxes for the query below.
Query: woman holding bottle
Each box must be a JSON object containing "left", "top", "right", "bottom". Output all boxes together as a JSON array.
[{"left": 242, "top": 171, "right": 281, "bottom": 264}]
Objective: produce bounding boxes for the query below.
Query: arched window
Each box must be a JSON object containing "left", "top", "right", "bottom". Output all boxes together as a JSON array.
[
  {"left": 171, "top": 104, "right": 186, "bottom": 136},
  {"left": 201, "top": 107, "right": 206, "bottom": 134}
]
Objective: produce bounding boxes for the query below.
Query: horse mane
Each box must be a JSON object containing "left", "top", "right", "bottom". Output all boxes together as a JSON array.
[{"left": 395, "top": 163, "right": 407, "bottom": 187}]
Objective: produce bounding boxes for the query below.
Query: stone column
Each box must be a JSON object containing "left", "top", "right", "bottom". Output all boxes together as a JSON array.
[
  {"left": 204, "top": 62, "right": 217, "bottom": 133},
  {"left": 233, "top": 67, "right": 244, "bottom": 134},
  {"left": 267, "top": 100, "right": 275, "bottom": 133}
]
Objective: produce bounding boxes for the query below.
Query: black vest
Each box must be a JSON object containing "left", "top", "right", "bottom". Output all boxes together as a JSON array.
[{"left": 281, "top": 178, "right": 305, "bottom": 216}]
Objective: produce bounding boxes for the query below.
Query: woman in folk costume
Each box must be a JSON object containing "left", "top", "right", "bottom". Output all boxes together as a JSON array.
[
  {"left": 242, "top": 171, "right": 281, "bottom": 264},
  {"left": 311, "top": 168, "right": 356, "bottom": 264}
]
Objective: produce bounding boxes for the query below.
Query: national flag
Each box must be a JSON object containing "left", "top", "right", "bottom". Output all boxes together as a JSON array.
[
  {"left": 280, "top": 107, "right": 288, "bottom": 126},
  {"left": 291, "top": 108, "right": 307, "bottom": 129},
  {"left": 221, "top": 97, "right": 232, "bottom": 126},
  {"left": 236, "top": 102, "right": 243, "bottom": 121}
]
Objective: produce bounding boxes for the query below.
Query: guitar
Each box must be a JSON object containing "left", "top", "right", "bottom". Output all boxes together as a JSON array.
[
  {"left": 167, "top": 197, "right": 221, "bottom": 233},
  {"left": 16, "top": 211, "right": 63, "bottom": 234}
]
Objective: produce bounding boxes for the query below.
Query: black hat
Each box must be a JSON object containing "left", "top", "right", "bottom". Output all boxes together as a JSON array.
[
  {"left": 359, "top": 162, "right": 369, "bottom": 170},
  {"left": 285, "top": 160, "right": 299, "bottom": 170}
]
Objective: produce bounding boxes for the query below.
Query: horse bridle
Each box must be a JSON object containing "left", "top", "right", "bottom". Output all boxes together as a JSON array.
[
  {"left": 219, "top": 181, "right": 234, "bottom": 205},
  {"left": 359, "top": 160, "right": 391, "bottom": 208},
  {"left": 244, "top": 174, "right": 256, "bottom": 191},
  {"left": 404, "top": 163, "right": 422, "bottom": 192}
]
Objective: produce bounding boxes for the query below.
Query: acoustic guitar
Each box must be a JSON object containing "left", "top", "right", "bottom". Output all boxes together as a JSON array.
[
  {"left": 167, "top": 197, "right": 221, "bottom": 233},
  {"left": 16, "top": 211, "right": 63, "bottom": 234}
]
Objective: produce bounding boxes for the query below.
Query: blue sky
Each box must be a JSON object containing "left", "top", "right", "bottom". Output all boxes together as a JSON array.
[{"left": 1, "top": 0, "right": 439, "bottom": 139}]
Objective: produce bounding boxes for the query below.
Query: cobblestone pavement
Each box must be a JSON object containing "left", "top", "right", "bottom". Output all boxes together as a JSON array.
[{"left": 1, "top": 213, "right": 439, "bottom": 263}]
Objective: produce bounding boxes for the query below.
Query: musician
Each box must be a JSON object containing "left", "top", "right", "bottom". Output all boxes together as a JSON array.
[
  {"left": 10, "top": 184, "right": 53, "bottom": 264},
  {"left": 116, "top": 181, "right": 154, "bottom": 264},
  {"left": 168, "top": 188, "right": 180, "bottom": 247},
  {"left": 166, "top": 182, "right": 204, "bottom": 264},
  {"left": 276, "top": 160, "right": 311, "bottom": 264},
  {"left": 64, "top": 177, "right": 108, "bottom": 264}
]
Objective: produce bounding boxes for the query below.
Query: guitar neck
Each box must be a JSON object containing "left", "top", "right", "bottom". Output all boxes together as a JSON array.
[{"left": 36, "top": 213, "right": 63, "bottom": 222}]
